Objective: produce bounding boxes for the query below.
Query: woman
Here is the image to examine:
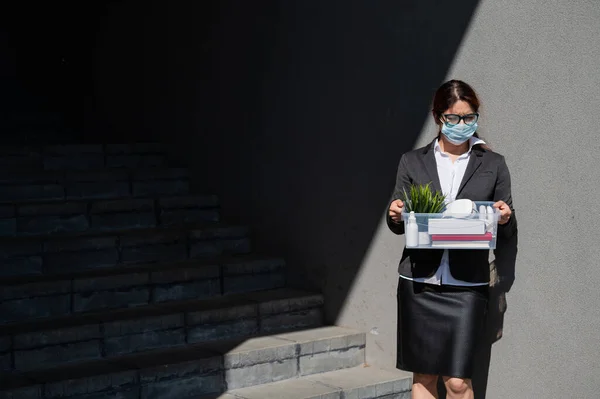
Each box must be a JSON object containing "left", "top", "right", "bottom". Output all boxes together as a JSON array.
[{"left": 387, "top": 80, "right": 517, "bottom": 399}]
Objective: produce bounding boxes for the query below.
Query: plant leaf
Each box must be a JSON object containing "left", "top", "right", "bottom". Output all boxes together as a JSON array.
[{"left": 403, "top": 183, "right": 446, "bottom": 213}]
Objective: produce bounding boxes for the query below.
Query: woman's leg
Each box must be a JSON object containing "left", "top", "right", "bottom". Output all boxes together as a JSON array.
[
  {"left": 442, "top": 376, "right": 473, "bottom": 399},
  {"left": 412, "top": 373, "right": 439, "bottom": 399}
]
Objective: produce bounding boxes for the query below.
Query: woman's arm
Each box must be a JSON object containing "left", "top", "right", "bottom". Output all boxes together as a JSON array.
[
  {"left": 493, "top": 155, "right": 518, "bottom": 292},
  {"left": 494, "top": 156, "right": 518, "bottom": 239},
  {"left": 387, "top": 154, "right": 412, "bottom": 235}
]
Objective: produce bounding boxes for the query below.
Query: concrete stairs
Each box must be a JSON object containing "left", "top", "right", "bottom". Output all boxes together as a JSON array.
[
  {"left": 220, "top": 367, "right": 412, "bottom": 399},
  {"left": 0, "top": 144, "right": 411, "bottom": 398}
]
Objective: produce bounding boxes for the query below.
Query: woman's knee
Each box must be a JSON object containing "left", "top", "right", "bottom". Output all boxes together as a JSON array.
[
  {"left": 443, "top": 377, "right": 471, "bottom": 394},
  {"left": 413, "top": 373, "right": 438, "bottom": 387}
]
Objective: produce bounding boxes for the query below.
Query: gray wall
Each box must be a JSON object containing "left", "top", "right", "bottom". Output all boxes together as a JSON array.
[
  {"left": 444, "top": 1, "right": 600, "bottom": 397},
  {"left": 90, "top": 1, "right": 600, "bottom": 398},
  {"left": 344, "top": 1, "right": 600, "bottom": 397}
]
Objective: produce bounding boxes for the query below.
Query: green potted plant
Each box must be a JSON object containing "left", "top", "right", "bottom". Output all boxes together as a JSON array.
[
  {"left": 402, "top": 183, "right": 446, "bottom": 213},
  {"left": 402, "top": 183, "right": 446, "bottom": 246}
]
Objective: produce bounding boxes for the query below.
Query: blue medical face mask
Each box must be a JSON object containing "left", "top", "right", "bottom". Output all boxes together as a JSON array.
[{"left": 440, "top": 121, "right": 478, "bottom": 145}]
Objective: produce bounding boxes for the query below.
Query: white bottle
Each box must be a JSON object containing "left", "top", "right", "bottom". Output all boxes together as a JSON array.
[
  {"left": 486, "top": 205, "right": 495, "bottom": 232},
  {"left": 486, "top": 206, "right": 495, "bottom": 222},
  {"left": 479, "top": 205, "right": 487, "bottom": 220},
  {"left": 406, "top": 211, "right": 419, "bottom": 247}
]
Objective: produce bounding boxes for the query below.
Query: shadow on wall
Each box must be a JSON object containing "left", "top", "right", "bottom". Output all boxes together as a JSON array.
[
  {"left": 238, "top": 0, "right": 484, "bottom": 329},
  {"left": 183, "top": 0, "right": 484, "bottom": 313}
]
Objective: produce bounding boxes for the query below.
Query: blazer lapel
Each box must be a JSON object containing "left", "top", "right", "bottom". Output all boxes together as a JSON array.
[
  {"left": 421, "top": 143, "right": 442, "bottom": 194},
  {"left": 456, "top": 149, "right": 483, "bottom": 197}
]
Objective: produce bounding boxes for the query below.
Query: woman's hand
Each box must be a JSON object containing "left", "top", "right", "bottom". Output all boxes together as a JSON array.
[
  {"left": 493, "top": 200, "right": 512, "bottom": 225},
  {"left": 388, "top": 199, "right": 404, "bottom": 224}
]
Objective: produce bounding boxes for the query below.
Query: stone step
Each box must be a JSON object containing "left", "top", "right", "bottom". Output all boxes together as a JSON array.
[
  {"left": 0, "top": 143, "right": 170, "bottom": 171},
  {"left": 0, "top": 325, "right": 362, "bottom": 399},
  {"left": 0, "top": 194, "right": 219, "bottom": 237},
  {"left": 0, "top": 167, "right": 191, "bottom": 203},
  {"left": 0, "top": 222, "right": 252, "bottom": 278},
  {"left": 221, "top": 366, "right": 413, "bottom": 399},
  {"left": 0, "top": 289, "right": 325, "bottom": 374},
  {"left": 0, "top": 255, "right": 286, "bottom": 323}
]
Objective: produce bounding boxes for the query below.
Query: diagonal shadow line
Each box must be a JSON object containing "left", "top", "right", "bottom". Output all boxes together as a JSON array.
[
  {"left": 225, "top": 1, "right": 512, "bottom": 398},
  {"left": 162, "top": 0, "right": 492, "bottom": 397}
]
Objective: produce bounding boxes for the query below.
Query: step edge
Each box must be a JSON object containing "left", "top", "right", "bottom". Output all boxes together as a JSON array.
[
  {"left": 0, "top": 324, "right": 358, "bottom": 391},
  {"left": 0, "top": 193, "right": 219, "bottom": 212},
  {"left": 0, "top": 288, "right": 322, "bottom": 335},
  {"left": 0, "top": 220, "right": 249, "bottom": 242},
  {"left": 0, "top": 254, "right": 284, "bottom": 286},
  {"left": 225, "top": 366, "right": 413, "bottom": 398}
]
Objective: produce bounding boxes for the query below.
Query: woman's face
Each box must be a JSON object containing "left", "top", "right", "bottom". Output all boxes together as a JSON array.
[{"left": 440, "top": 100, "right": 475, "bottom": 125}]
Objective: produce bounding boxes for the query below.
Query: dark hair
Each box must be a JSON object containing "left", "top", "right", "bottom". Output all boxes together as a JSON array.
[
  {"left": 432, "top": 79, "right": 480, "bottom": 122},
  {"left": 432, "top": 79, "right": 488, "bottom": 147}
]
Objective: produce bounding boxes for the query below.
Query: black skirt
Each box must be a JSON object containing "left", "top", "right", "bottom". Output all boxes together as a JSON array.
[{"left": 396, "top": 277, "right": 488, "bottom": 378}]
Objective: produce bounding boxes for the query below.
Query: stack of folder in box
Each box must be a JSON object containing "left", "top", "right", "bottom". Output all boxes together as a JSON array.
[{"left": 427, "top": 219, "right": 492, "bottom": 248}]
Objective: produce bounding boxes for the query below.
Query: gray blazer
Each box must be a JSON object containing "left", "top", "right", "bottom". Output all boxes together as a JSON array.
[{"left": 387, "top": 138, "right": 518, "bottom": 283}]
